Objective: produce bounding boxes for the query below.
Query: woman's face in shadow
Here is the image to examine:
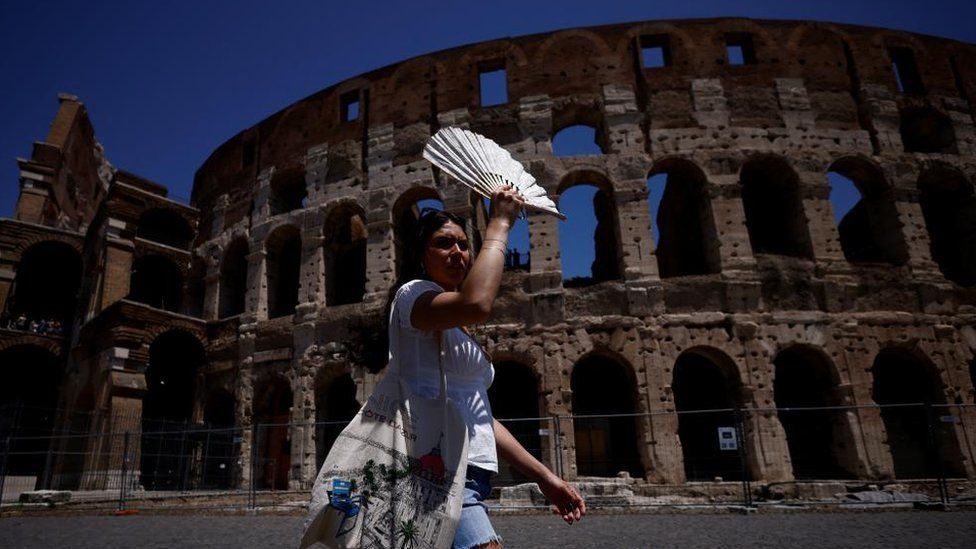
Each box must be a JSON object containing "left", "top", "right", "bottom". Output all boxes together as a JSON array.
[{"left": 422, "top": 221, "right": 470, "bottom": 291}]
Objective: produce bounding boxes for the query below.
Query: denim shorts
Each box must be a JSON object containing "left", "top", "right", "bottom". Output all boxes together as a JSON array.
[{"left": 452, "top": 465, "right": 501, "bottom": 549}]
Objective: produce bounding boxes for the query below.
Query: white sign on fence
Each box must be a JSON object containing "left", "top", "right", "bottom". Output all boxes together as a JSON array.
[{"left": 718, "top": 427, "right": 738, "bottom": 451}]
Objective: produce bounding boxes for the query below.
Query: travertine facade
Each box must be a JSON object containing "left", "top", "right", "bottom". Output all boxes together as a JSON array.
[{"left": 2, "top": 18, "right": 976, "bottom": 494}]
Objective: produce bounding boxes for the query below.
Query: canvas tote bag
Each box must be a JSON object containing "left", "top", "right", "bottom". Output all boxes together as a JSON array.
[{"left": 301, "top": 325, "right": 469, "bottom": 548}]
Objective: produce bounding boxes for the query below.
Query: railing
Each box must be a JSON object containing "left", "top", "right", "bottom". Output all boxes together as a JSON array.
[{"left": 1, "top": 404, "right": 973, "bottom": 512}]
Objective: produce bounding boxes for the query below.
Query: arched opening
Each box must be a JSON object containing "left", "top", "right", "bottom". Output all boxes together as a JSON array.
[
  {"left": 6, "top": 241, "right": 81, "bottom": 333},
  {"left": 647, "top": 159, "right": 719, "bottom": 277},
  {"left": 917, "top": 168, "right": 976, "bottom": 286},
  {"left": 269, "top": 168, "right": 308, "bottom": 216},
  {"left": 672, "top": 349, "right": 744, "bottom": 481},
  {"left": 183, "top": 258, "right": 206, "bottom": 318},
  {"left": 219, "top": 238, "right": 249, "bottom": 318},
  {"left": 314, "top": 372, "right": 360, "bottom": 471},
  {"left": 488, "top": 360, "right": 542, "bottom": 484},
  {"left": 571, "top": 354, "right": 643, "bottom": 478},
  {"left": 558, "top": 174, "right": 621, "bottom": 287},
  {"left": 472, "top": 193, "right": 530, "bottom": 271},
  {"left": 392, "top": 189, "right": 444, "bottom": 281},
  {"left": 141, "top": 330, "right": 205, "bottom": 490},
  {"left": 254, "top": 377, "right": 293, "bottom": 490},
  {"left": 871, "top": 348, "right": 966, "bottom": 478},
  {"left": 552, "top": 124, "right": 605, "bottom": 156},
  {"left": 136, "top": 208, "right": 194, "bottom": 249},
  {"left": 324, "top": 204, "right": 367, "bottom": 306},
  {"left": 200, "top": 388, "right": 236, "bottom": 489},
  {"left": 128, "top": 255, "right": 183, "bottom": 312},
  {"left": 900, "top": 107, "right": 957, "bottom": 154},
  {"left": 740, "top": 156, "right": 814, "bottom": 259},
  {"left": 0, "top": 345, "right": 62, "bottom": 488},
  {"left": 827, "top": 158, "right": 907, "bottom": 265},
  {"left": 265, "top": 225, "right": 302, "bottom": 318},
  {"left": 773, "top": 346, "right": 856, "bottom": 479}
]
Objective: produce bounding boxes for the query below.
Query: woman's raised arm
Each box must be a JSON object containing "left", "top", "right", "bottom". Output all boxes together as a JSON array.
[{"left": 411, "top": 187, "right": 523, "bottom": 331}]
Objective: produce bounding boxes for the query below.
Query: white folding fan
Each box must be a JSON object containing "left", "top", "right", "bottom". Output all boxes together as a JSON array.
[{"left": 423, "top": 127, "right": 566, "bottom": 220}]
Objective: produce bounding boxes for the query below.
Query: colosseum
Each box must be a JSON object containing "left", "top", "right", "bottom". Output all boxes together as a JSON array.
[{"left": 2, "top": 17, "right": 975, "bottom": 501}]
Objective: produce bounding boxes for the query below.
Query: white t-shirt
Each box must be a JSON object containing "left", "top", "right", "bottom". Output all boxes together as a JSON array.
[{"left": 388, "top": 279, "right": 498, "bottom": 472}]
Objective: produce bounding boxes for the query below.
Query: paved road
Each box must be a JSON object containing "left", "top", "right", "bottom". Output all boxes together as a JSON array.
[{"left": 2, "top": 511, "right": 975, "bottom": 548}]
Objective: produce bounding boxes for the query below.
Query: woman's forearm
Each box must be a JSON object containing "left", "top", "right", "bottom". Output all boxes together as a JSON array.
[{"left": 493, "top": 418, "right": 557, "bottom": 484}]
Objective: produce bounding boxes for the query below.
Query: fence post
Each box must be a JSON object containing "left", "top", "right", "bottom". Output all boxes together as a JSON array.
[
  {"left": 249, "top": 422, "right": 258, "bottom": 509},
  {"left": 201, "top": 425, "right": 211, "bottom": 489},
  {"left": 177, "top": 420, "right": 190, "bottom": 491},
  {"left": 734, "top": 408, "right": 753, "bottom": 507},
  {"left": 0, "top": 436, "right": 10, "bottom": 505},
  {"left": 925, "top": 404, "right": 949, "bottom": 507},
  {"left": 118, "top": 431, "right": 130, "bottom": 512},
  {"left": 551, "top": 415, "right": 563, "bottom": 479}
]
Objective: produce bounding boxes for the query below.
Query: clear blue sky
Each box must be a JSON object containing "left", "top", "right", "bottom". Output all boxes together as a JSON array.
[{"left": 1, "top": 1, "right": 973, "bottom": 277}]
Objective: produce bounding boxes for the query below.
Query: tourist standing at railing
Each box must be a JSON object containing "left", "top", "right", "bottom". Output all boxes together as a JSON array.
[{"left": 387, "top": 187, "right": 585, "bottom": 549}]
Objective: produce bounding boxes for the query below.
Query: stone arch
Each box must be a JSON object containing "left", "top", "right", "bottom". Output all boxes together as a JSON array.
[
  {"left": 141, "top": 329, "right": 207, "bottom": 490},
  {"left": 322, "top": 199, "right": 367, "bottom": 306},
  {"left": 536, "top": 29, "right": 613, "bottom": 64},
  {"left": 265, "top": 224, "right": 302, "bottom": 318},
  {"left": 772, "top": 344, "right": 858, "bottom": 479},
  {"left": 739, "top": 154, "right": 814, "bottom": 259},
  {"left": 136, "top": 207, "right": 195, "bottom": 249},
  {"left": 391, "top": 186, "right": 445, "bottom": 280},
  {"left": 459, "top": 41, "right": 529, "bottom": 69},
  {"left": 917, "top": 165, "right": 976, "bottom": 286},
  {"left": 219, "top": 237, "right": 249, "bottom": 318},
  {"left": 647, "top": 157, "right": 720, "bottom": 277},
  {"left": 269, "top": 166, "right": 308, "bottom": 216},
  {"left": 252, "top": 373, "right": 294, "bottom": 490},
  {"left": 0, "top": 334, "right": 61, "bottom": 355},
  {"left": 827, "top": 155, "right": 907, "bottom": 265},
  {"left": 556, "top": 169, "right": 622, "bottom": 286},
  {"left": 128, "top": 254, "right": 183, "bottom": 312},
  {"left": 785, "top": 22, "right": 853, "bottom": 53},
  {"left": 872, "top": 31, "right": 928, "bottom": 53},
  {"left": 313, "top": 363, "right": 360, "bottom": 470},
  {"left": 570, "top": 351, "right": 644, "bottom": 478},
  {"left": 488, "top": 358, "right": 544, "bottom": 484},
  {"left": 390, "top": 56, "right": 446, "bottom": 89},
  {"left": 871, "top": 346, "right": 967, "bottom": 479},
  {"left": 13, "top": 233, "right": 82, "bottom": 257},
  {"left": 0, "top": 344, "right": 63, "bottom": 482},
  {"left": 551, "top": 123, "right": 606, "bottom": 156},
  {"left": 5, "top": 240, "right": 82, "bottom": 332},
  {"left": 672, "top": 346, "right": 746, "bottom": 481},
  {"left": 900, "top": 106, "right": 956, "bottom": 154}
]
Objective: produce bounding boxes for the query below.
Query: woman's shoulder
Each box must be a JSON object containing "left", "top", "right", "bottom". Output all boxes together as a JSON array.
[{"left": 395, "top": 279, "right": 444, "bottom": 301}]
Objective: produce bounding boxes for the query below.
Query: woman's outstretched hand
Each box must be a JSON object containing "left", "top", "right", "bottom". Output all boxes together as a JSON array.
[
  {"left": 539, "top": 472, "right": 586, "bottom": 524},
  {"left": 489, "top": 185, "right": 524, "bottom": 227}
]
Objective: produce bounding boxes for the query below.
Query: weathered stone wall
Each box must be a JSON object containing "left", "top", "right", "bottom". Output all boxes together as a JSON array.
[{"left": 184, "top": 18, "right": 976, "bottom": 487}]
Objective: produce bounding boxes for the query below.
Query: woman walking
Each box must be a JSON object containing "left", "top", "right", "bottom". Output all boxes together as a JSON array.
[{"left": 388, "top": 186, "right": 585, "bottom": 549}]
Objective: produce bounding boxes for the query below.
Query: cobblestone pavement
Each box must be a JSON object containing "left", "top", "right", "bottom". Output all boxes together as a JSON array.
[{"left": 2, "top": 510, "right": 975, "bottom": 548}]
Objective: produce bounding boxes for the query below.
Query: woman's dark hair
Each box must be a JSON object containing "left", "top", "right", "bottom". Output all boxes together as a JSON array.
[
  {"left": 396, "top": 208, "right": 467, "bottom": 285},
  {"left": 362, "top": 208, "right": 466, "bottom": 372}
]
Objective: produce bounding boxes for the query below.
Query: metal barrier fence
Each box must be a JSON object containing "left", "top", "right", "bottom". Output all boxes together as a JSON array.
[{"left": 1, "top": 404, "right": 973, "bottom": 511}]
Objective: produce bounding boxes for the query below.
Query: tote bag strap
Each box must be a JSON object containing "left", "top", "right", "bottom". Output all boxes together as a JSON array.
[{"left": 436, "top": 330, "right": 447, "bottom": 404}]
